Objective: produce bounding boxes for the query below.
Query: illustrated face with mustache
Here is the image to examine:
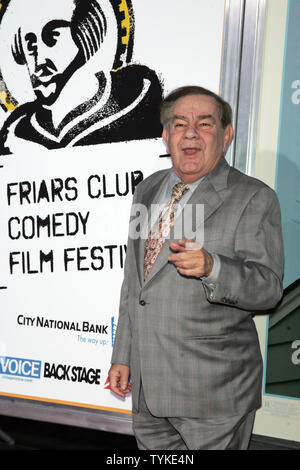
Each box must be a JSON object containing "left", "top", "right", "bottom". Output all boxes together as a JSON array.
[
  {"left": 22, "top": 1, "right": 79, "bottom": 105},
  {"left": 162, "top": 94, "right": 234, "bottom": 183}
]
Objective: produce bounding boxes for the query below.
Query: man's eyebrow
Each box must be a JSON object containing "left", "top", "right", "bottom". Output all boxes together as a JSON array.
[
  {"left": 171, "top": 114, "right": 188, "bottom": 121},
  {"left": 171, "top": 114, "right": 216, "bottom": 122},
  {"left": 197, "top": 114, "right": 216, "bottom": 122},
  {"left": 42, "top": 20, "right": 70, "bottom": 44}
]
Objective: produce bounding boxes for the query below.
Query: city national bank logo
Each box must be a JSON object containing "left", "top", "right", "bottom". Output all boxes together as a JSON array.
[
  {"left": 0, "top": 356, "right": 41, "bottom": 380},
  {"left": 111, "top": 316, "right": 117, "bottom": 347},
  {"left": 17, "top": 315, "right": 109, "bottom": 334}
]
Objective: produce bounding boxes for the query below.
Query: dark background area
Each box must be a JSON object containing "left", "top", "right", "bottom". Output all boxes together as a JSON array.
[{"left": 0, "top": 414, "right": 300, "bottom": 451}]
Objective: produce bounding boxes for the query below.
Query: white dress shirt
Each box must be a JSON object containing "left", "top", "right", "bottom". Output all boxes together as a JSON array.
[{"left": 151, "top": 169, "right": 221, "bottom": 286}]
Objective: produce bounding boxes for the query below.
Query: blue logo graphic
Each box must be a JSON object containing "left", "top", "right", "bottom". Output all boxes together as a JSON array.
[
  {"left": 111, "top": 317, "right": 117, "bottom": 347},
  {"left": 0, "top": 356, "right": 41, "bottom": 379}
]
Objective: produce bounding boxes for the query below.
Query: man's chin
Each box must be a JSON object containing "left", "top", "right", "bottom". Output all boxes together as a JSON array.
[{"left": 34, "top": 83, "right": 58, "bottom": 106}]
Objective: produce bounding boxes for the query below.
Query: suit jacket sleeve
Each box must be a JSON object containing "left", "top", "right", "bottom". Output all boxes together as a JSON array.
[
  {"left": 110, "top": 189, "right": 140, "bottom": 366},
  {"left": 111, "top": 258, "right": 132, "bottom": 366},
  {"left": 203, "top": 186, "right": 284, "bottom": 311}
]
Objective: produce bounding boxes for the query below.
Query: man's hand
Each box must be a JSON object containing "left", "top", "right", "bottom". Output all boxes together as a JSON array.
[
  {"left": 108, "top": 364, "right": 131, "bottom": 398},
  {"left": 168, "top": 239, "right": 214, "bottom": 278}
]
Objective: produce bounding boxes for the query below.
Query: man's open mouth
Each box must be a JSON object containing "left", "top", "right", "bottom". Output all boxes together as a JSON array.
[{"left": 182, "top": 147, "right": 201, "bottom": 155}]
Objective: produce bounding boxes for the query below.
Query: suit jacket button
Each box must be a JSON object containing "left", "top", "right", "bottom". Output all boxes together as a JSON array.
[{"left": 139, "top": 300, "right": 146, "bottom": 306}]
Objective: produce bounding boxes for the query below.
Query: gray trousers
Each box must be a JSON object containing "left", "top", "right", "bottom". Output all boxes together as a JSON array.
[{"left": 132, "top": 386, "right": 255, "bottom": 450}]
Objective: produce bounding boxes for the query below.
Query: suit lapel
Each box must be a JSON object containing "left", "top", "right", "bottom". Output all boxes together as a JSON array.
[
  {"left": 175, "top": 177, "right": 223, "bottom": 240},
  {"left": 134, "top": 171, "right": 170, "bottom": 285}
]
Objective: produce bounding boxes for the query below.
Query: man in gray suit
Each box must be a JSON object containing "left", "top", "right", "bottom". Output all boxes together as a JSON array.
[{"left": 109, "top": 86, "right": 284, "bottom": 450}]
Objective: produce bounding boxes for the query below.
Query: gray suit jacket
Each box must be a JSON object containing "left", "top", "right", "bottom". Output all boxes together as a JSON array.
[{"left": 111, "top": 157, "right": 284, "bottom": 418}]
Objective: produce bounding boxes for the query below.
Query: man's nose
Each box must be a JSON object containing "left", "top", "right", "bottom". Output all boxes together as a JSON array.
[
  {"left": 183, "top": 124, "right": 200, "bottom": 139},
  {"left": 33, "top": 42, "right": 52, "bottom": 71}
]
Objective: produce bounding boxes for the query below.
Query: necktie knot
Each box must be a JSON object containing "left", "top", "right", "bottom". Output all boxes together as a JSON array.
[{"left": 171, "top": 182, "right": 189, "bottom": 203}]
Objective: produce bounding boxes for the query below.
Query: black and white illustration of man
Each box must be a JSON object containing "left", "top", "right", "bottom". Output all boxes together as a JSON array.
[{"left": 0, "top": 0, "right": 163, "bottom": 154}]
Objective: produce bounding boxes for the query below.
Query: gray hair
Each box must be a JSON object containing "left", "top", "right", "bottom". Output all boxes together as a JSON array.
[{"left": 160, "top": 85, "right": 232, "bottom": 129}]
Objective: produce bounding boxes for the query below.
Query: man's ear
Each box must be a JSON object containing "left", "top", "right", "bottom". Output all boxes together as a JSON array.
[
  {"left": 162, "top": 127, "right": 170, "bottom": 153},
  {"left": 223, "top": 124, "right": 234, "bottom": 153}
]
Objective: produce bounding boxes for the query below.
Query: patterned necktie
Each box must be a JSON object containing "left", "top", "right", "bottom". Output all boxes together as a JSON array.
[{"left": 144, "top": 182, "right": 189, "bottom": 280}]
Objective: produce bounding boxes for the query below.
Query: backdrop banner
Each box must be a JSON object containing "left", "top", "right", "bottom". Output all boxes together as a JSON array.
[
  {"left": 0, "top": 0, "right": 225, "bottom": 413},
  {"left": 257, "top": 0, "right": 300, "bottom": 442}
]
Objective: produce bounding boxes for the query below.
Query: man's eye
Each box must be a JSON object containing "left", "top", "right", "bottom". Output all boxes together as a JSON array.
[
  {"left": 25, "top": 33, "right": 37, "bottom": 55},
  {"left": 174, "top": 123, "right": 186, "bottom": 128},
  {"left": 26, "top": 45, "right": 36, "bottom": 56},
  {"left": 199, "top": 122, "right": 213, "bottom": 129},
  {"left": 47, "top": 30, "right": 60, "bottom": 47}
]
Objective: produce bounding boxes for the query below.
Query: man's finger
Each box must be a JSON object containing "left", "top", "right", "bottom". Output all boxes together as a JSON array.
[
  {"left": 185, "top": 240, "right": 203, "bottom": 251},
  {"left": 169, "top": 240, "right": 186, "bottom": 252},
  {"left": 109, "top": 371, "right": 123, "bottom": 397},
  {"left": 108, "top": 364, "right": 131, "bottom": 398},
  {"left": 169, "top": 239, "right": 193, "bottom": 252}
]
